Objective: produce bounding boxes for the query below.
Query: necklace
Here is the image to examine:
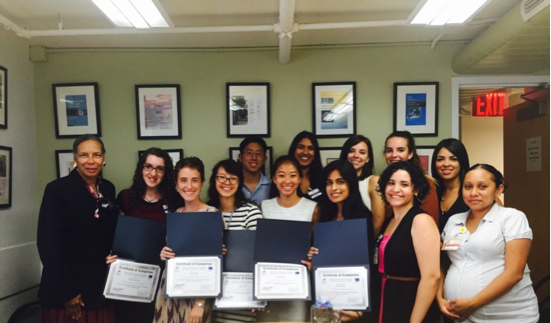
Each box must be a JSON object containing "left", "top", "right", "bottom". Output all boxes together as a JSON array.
[{"left": 144, "top": 194, "right": 160, "bottom": 203}]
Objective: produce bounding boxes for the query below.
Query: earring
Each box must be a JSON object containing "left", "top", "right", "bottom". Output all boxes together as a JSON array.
[{"left": 103, "top": 161, "right": 106, "bottom": 166}]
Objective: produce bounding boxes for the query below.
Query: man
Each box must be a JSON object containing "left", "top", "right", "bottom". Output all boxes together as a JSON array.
[{"left": 238, "top": 136, "right": 271, "bottom": 205}]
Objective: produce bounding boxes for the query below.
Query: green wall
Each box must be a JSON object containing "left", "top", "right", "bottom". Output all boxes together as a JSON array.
[{"left": 34, "top": 43, "right": 462, "bottom": 196}]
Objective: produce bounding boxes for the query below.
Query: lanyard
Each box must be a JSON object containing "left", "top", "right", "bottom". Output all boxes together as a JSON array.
[{"left": 226, "top": 208, "right": 235, "bottom": 228}]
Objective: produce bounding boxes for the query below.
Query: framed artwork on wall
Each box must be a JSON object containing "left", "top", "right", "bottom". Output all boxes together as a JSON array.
[
  {"left": 393, "top": 82, "right": 439, "bottom": 137},
  {"left": 53, "top": 82, "right": 101, "bottom": 138},
  {"left": 138, "top": 149, "right": 184, "bottom": 164},
  {"left": 312, "top": 82, "right": 356, "bottom": 137},
  {"left": 55, "top": 149, "right": 75, "bottom": 179},
  {"left": 0, "top": 65, "right": 7, "bottom": 129},
  {"left": 226, "top": 83, "right": 270, "bottom": 137},
  {"left": 135, "top": 84, "right": 182, "bottom": 140},
  {"left": 0, "top": 145, "right": 12, "bottom": 208},
  {"left": 416, "top": 146, "right": 436, "bottom": 176},
  {"left": 229, "top": 146, "right": 273, "bottom": 178},
  {"left": 319, "top": 147, "right": 342, "bottom": 167}
]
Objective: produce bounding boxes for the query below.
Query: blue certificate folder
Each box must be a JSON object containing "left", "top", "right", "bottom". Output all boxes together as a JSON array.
[
  {"left": 223, "top": 230, "right": 256, "bottom": 272},
  {"left": 253, "top": 218, "right": 312, "bottom": 264},
  {"left": 111, "top": 215, "right": 166, "bottom": 266},
  {"left": 166, "top": 212, "right": 224, "bottom": 256}
]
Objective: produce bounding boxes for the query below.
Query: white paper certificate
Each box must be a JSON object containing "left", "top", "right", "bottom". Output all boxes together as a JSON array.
[
  {"left": 103, "top": 259, "right": 161, "bottom": 303},
  {"left": 214, "top": 272, "right": 267, "bottom": 309},
  {"left": 314, "top": 267, "right": 369, "bottom": 310},
  {"left": 166, "top": 256, "right": 221, "bottom": 298},
  {"left": 254, "top": 262, "right": 309, "bottom": 300}
]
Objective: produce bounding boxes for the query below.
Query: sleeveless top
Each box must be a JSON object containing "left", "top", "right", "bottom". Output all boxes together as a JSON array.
[
  {"left": 358, "top": 175, "right": 373, "bottom": 211},
  {"left": 260, "top": 197, "right": 317, "bottom": 222}
]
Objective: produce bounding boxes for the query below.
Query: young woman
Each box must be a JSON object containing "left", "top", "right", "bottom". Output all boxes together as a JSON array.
[
  {"left": 155, "top": 157, "right": 218, "bottom": 323},
  {"left": 287, "top": 131, "right": 324, "bottom": 201},
  {"left": 383, "top": 131, "right": 439, "bottom": 223},
  {"left": 340, "top": 135, "right": 385, "bottom": 235},
  {"left": 375, "top": 161, "right": 440, "bottom": 323},
  {"left": 430, "top": 139, "right": 470, "bottom": 232},
  {"left": 438, "top": 164, "right": 539, "bottom": 322}
]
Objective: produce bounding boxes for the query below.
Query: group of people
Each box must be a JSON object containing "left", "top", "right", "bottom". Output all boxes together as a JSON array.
[{"left": 36, "top": 130, "right": 540, "bottom": 323}]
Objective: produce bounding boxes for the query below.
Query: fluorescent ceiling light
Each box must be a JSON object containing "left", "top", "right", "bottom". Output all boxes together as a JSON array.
[
  {"left": 91, "top": 0, "right": 169, "bottom": 28},
  {"left": 129, "top": 0, "right": 169, "bottom": 27},
  {"left": 112, "top": 0, "right": 149, "bottom": 29},
  {"left": 91, "top": 0, "right": 133, "bottom": 27},
  {"left": 410, "top": 0, "right": 490, "bottom": 25}
]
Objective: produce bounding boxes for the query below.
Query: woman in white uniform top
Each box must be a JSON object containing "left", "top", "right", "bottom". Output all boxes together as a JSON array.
[{"left": 438, "top": 164, "right": 539, "bottom": 323}]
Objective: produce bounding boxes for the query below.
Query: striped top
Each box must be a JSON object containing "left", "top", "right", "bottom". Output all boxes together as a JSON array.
[{"left": 222, "top": 202, "right": 263, "bottom": 230}]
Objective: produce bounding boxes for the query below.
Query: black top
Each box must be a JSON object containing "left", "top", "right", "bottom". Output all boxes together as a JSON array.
[
  {"left": 37, "top": 169, "right": 118, "bottom": 309},
  {"left": 438, "top": 194, "right": 469, "bottom": 233}
]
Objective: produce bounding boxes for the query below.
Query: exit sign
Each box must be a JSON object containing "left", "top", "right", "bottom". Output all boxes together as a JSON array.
[{"left": 471, "top": 92, "right": 508, "bottom": 117}]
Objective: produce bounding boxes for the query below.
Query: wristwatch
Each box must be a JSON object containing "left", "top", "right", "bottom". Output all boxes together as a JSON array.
[{"left": 194, "top": 301, "right": 204, "bottom": 308}]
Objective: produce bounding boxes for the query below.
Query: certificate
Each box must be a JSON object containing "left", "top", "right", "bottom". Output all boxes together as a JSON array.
[
  {"left": 254, "top": 262, "right": 310, "bottom": 300},
  {"left": 166, "top": 256, "right": 222, "bottom": 298},
  {"left": 214, "top": 272, "right": 267, "bottom": 309},
  {"left": 314, "top": 266, "right": 369, "bottom": 310},
  {"left": 103, "top": 259, "right": 161, "bottom": 303}
]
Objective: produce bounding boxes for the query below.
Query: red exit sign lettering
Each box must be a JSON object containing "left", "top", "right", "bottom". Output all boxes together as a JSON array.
[{"left": 471, "top": 92, "right": 508, "bottom": 117}]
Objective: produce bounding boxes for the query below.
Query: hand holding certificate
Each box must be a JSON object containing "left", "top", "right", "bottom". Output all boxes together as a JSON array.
[{"left": 104, "top": 259, "right": 161, "bottom": 303}]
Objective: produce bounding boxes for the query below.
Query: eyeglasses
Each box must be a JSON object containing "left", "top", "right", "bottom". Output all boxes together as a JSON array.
[
  {"left": 216, "top": 175, "right": 239, "bottom": 185},
  {"left": 243, "top": 151, "right": 264, "bottom": 158},
  {"left": 143, "top": 164, "right": 165, "bottom": 173}
]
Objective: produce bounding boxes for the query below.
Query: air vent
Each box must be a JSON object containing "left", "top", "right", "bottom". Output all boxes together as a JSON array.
[{"left": 521, "top": 0, "right": 550, "bottom": 21}]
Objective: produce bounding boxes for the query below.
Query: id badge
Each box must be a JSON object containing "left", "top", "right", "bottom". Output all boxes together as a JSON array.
[{"left": 442, "top": 227, "right": 467, "bottom": 251}]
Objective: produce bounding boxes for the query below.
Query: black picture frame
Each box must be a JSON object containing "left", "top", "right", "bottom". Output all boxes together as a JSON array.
[
  {"left": 135, "top": 84, "right": 182, "bottom": 140},
  {"left": 226, "top": 83, "right": 270, "bottom": 138},
  {"left": 312, "top": 82, "right": 356, "bottom": 138},
  {"left": 229, "top": 146, "right": 273, "bottom": 178},
  {"left": 393, "top": 82, "right": 439, "bottom": 137},
  {"left": 53, "top": 82, "right": 101, "bottom": 138},
  {"left": 138, "top": 148, "right": 184, "bottom": 164},
  {"left": 55, "top": 149, "right": 74, "bottom": 179},
  {"left": 0, "top": 65, "right": 7, "bottom": 129},
  {"left": 0, "top": 145, "right": 12, "bottom": 208},
  {"left": 319, "top": 147, "right": 343, "bottom": 167}
]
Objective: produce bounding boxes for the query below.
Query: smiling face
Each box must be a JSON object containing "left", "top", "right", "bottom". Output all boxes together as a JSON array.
[
  {"left": 384, "top": 137, "right": 413, "bottom": 165},
  {"left": 176, "top": 167, "right": 204, "bottom": 203},
  {"left": 238, "top": 142, "right": 266, "bottom": 174},
  {"left": 74, "top": 140, "right": 104, "bottom": 182},
  {"left": 347, "top": 142, "right": 369, "bottom": 175},
  {"left": 215, "top": 166, "right": 239, "bottom": 199},
  {"left": 273, "top": 162, "right": 301, "bottom": 197},
  {"left": 384, "top": 170, "right": 416, "bottom": 208},
  {"left": 294, "top": 138, "right": 315, "bottom": 168},
  {"left": 462, "top": 168, "right": 503, "bottom": 215},
  {"left": 326, "top": 169, "right": 350, "bottom": 206},
  {"left": 142, "top": 154, "right": 166, "bottom": 189},
  {"left": 435, "top": 147, "right": 460, "bottom": 182}
]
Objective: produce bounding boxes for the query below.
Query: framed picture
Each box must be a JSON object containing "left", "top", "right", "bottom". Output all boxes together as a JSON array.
[
  {"left": 53, "top": 83, "right": 101, "bottom": 138},
  {"left": 0, "top": 145, "right": 12, "bottom": 208},
  {"left": 138, "top": 149, "right": 184, "bottom": 164},
  {"left": 55, "top": 150, "right": 75, "bottom": 179},
  {"left": 0, "top": 65, "right": 7, "bottom": 129},
  {"left": 226, "top": 83, "right": 270, "bottom": 137},
  {"left": 312, "top": 82, "right": 356, "bottom": 137},
  {"left": 416, "top": 146, "right": 436, "bottom": 176},
  {"left": 319, "top": 147, "right": 342, "bottom": 167},
  {"left": 229, "top": 146, "right": 273, "bottom": 178},
  {"left": 135, "top": 84, "right": 182, "bottom": 140},
  {"left": 393, "top": 82, "right": 439, "bottom": 136}
]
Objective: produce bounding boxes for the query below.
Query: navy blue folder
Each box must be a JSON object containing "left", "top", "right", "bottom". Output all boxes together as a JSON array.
[
  {"left": 253, "top": 218, "right": 311, "bottom": 264},
  {"left": 111, "top": 215, "right": 166, "bottom": 266},
  {"left": 313, "top": 218, "right": 370, "bottom": 267},
  {"left": 166, "top": 212, "right": 223, "bottom": 256},
  {"left": 223, "top": 230, "right": 256, "bottom": 272}
]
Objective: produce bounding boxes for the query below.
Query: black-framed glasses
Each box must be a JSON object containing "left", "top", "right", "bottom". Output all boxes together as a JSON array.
[
  {"left": 143, "top": 164, "right": 165, "bottom": 173},
  {"left": 216, "top": 175, "right": 239, "bottom": 185}
]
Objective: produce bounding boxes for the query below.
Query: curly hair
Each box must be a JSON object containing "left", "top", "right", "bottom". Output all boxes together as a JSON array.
[
  {"left": 129, "top": 147, "right": 182, "bottom": 212},
  {"left": 377, "top": 161, "right": 430, "bottom": 206},
  {"left": 339, "top": 135, "right": 375, "bottom": 180},
  {"left": 207, "top": 159, "right": 248, "bottom": 208}
]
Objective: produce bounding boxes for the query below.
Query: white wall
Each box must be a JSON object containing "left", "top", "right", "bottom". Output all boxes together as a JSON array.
[{"left": 0, "top": 27, "right": 40, "bottom": 322}]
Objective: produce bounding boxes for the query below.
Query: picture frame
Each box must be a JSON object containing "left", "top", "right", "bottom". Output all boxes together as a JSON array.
[
  {"left": 53, "top": 83, "right": 101, "bottom": 138},
  {"left": 393, "top": 82, "right": 439, "bottom": 137},
  {"left": 312, "top": 82, "right": 356, "bottom": 137},
  {"left": 416, "top": 146, "right": 436, "bottom": 176},
  {"left": 229, "top": 146, "right": 273, "bottom": 178},
  {"left": 138, "top": 149, "right": 184, "bottom": 165},
  {"left": 0, "top": 65, "right": 7, "bottom": 129},
  {"left": 226, "top": 83, "right": 270, "bottom": 137},
  {"left": 319, "top": 147, "right": 342, "bottom": 167},
  {"left": 0, "top": 145, "right": 12, "bottom": 208},
  {"left": 55, "top": 150, "right": 75, "bottom": 179},
  {"left": 135, "top": 84, "right": 182, "bottom": 140}
]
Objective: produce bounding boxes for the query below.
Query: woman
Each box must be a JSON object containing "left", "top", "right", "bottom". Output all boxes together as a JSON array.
[
  {"left": 438, "top": 164, "right": 539, "bottom": 322},
  {"left": 430, "top": 139, "right": 470, "bottom": 232},
  {"left": 207, "top": 159, "right": 262, "bottom": 230},
  {"left": 258, "top": 155, "right": 320, "bottom": 323},
  {"left": 287, "top": 131, "right": 324, "bottom": 201},
  {"left": 340, "top": 135, "right": 385, "bottom": 235},
  {"left": 155, "top": 157, "right": 218, "bottom": 323},
  {"left": 37, "top": 134, "right": 118, "bottom": 323},
  {"left": 383, "top": 131, "right": 439, "bottom": 222},
  {"left": 375, "top": 161, "right": 440, "bottom": 323}
]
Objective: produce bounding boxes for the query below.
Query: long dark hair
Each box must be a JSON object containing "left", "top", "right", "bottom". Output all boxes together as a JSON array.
[
  {"left": 384, "top": 131, "right": 425, "bottom": 174},
  {"left": 377, "top": 161, "right": 430, "bottom": 206},
  {"left": 207, "top": 159, "right": 248, "bottom": 209},
  {"left": 130, "top": 147, "right": 181, "bottom": 212},
  {"left": 465, "top": 163, "right": 508, "bottom": 193},
  {"left": 339, "top": 135, "right": 374, "bottom": 180},
  {"left": 431, "top": 139, "right": 470, "bottom": 197},
  {"left": 288, "top": 131, "right": 323, "bottom": 194},
  {"left": 320, "top": 160, "right": 372, "bottom": 222}
]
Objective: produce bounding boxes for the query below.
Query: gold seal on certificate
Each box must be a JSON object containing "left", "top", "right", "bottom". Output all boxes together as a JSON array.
[
  {"left": 254, "top": 262, "right": 310, "bottom": 300},
  {"left": 214, "top": 272, "right": 267, "bottom": 309},
  {"left": 166, "top": 256, "right": 222, "bottom": 298},
  {"left": 314, "top": 267, "right": 369, "bottom": 310},
  {"left": 103, "top": 259, "right": 161, "bottom": 303}
]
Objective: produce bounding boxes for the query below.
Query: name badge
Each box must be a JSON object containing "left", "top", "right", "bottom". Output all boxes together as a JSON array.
[
  {"left": 308, "top": 188, "right": 322, "bottom": 199},
  {"left": 442, "top": 227, "right": 467, "bottom": 250}
]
